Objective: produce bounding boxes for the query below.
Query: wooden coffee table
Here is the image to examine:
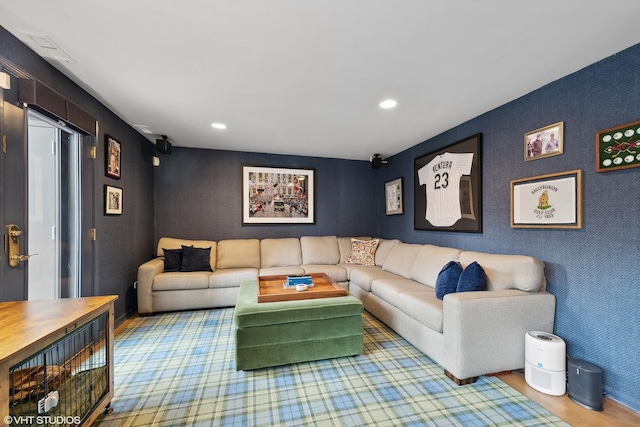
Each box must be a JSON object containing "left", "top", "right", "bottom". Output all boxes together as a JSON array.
[{"left": 258, "top": 273, "right": 347, "bottom": 303}]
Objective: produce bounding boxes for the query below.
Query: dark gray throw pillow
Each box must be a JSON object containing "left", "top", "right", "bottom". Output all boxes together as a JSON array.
[
  {"left": 435, "top": 261, "right": 462, "bottom": 300},
  {"left": 180, "top": 245, "right": 212, "bottom": 272},
  {"left": 162, "top": 248, "right": 183, "bottom": 272},
  {"left": 456, "top": 261, "right": 486, "bottom": 292}
]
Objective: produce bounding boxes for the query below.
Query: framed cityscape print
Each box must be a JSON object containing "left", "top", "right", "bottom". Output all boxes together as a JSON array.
[
  {"left": 511, "top": 169, "right": 582, "bottom": 229},
  {"left": 385, "top": 178, "right": 403, "bottom": 215},
  {"left": 414, "top": 134, "right": 482, "bottom": 232},
  {"left": 243, "top": 166, "right": 315, "bottom": 224},
  {"left": 595, "top": 119, "right": 640, "bottom": 172},
  {"left": 524, "top": 122, "right": 563, "bottom": 161},
  {"left": 105, "top": 134, "right": 121, "bottom": 179}
]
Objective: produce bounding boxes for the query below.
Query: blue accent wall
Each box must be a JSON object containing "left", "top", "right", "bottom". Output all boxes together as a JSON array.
[
  {"left": 376, "top": 44, "right": 640, "bottom": 409},
  {"left": 153, "top": 148, "right": 379, "bottom": 244}
]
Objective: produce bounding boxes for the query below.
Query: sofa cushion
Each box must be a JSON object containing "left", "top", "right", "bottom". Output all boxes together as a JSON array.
[
  {"left": 382, "top": 243, "right": 421, "bottom": 279},
  {"left": 346, "top": 238, "right": 379, "bottom": 266},
  {"left": 217, "top": 239, "right": 260, "bottom": 269},
  {"left": 162, "top": 248, "right": 183, "bottom": 272},
  {"left": 260, "top": 238, "right": 302, "bottom": 267},
  {"left": 180, "top": 246, "right": 213, "bottom": 272},
  {"left": 157, "top": 237, "right": 217, "bottom": 270},
  {"left": 259, "top": 266, "right": 306, "bottom": 276},
  {"left": 301, "top": 265, "right": 348, "bottom": 283},
  {"left": 300, "top": 236, "right": 340, "bottom": 265},
  {"left": 456, "top": 261, "right": 486, "bottom": 292},
  {"left": 338, "top": 236, "right": 372, "bottom": 263},
  {"left": 210, "top": 268, "right": 258, "bottom": 289},
  {"left": 153, "top": 272, "right": 210, "bottom": 291},
  {"left": 435, "top": 261, "right": 463, "bottom": 299},
  {"left": 397, "top": 290, "right": 444, "bottom": 332},
  {"left": 459, "top": 251, "right": 545, "bottom": 292},
  {"left": 348, "top": 267, "right": 398, "bottom": 293},
  {"left": 409, "top": 244, "right": 462, "bottom": 288},
  {"left": 370, "top": 278, "right": 427, "bottom": 308},
  {"left": 375, "top": 239, "right": 401, "bottom": 266}
]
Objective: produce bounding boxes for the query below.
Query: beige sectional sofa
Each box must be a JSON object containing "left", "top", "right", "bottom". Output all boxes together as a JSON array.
[{"left": 137, "top": 235, "right": 555, "bottom": 383}]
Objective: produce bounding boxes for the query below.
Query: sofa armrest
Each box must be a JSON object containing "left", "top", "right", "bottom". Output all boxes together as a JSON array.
[
  {"left": 443, "top": 289, "right": 556, "bottom": 380},
  {"left": 137, "top": 258, "right": 165, "bottom": 314}
]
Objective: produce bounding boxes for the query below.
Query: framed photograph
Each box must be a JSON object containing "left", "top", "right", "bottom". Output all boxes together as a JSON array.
[
  {"left": 243, "top": 166, "right": 314, "bottom": 224},
  {"left": 385, "top": 178, "right": 403, "bottom": 215},
  {"left": 414, "top": 133, "right": 482, "bottom": 232},
  {"left": 510, "top": 169, "right": 582, "bottom": 229},
  {"left": 105, "top": 134, "right": 121, "bottom": 179},
  {"left": 595, "top": 119, "right": 640, "bottom": 172},
  {"left": 524, "top": 122, "right": 563, "bottom": 161},
  {"left": 104, "top": 185, "right": 123, "bottom": 215}
]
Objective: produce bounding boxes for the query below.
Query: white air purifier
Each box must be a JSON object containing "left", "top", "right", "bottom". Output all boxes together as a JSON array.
[{"left": 525, "top": 331, "right": 566, "bottom": 396}]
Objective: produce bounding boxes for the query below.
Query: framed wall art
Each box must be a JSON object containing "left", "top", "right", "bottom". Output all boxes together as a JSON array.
[
  {"left": 510, "top": 169, "right": 582, "bottom": 229},
  {"left": 414, "top": 133, "right": 482, "bottom": 233},
  {"left": 385, "top": 178, "right": 403, "bottom": 215},
  {"left": 595, "top": 119, "right": 640, "bottom": 172},
  {"left": 104, "top": 185, "right": 123, "bottom": 215},
  {"left": 105, "top": 134, "right": 121, "bottom": 179},
  {"left": 242, "top": 166, "right": 315, "bottom": 224},
  {"left": 524, "top": 122, "right": 563, "bottom": 161}
]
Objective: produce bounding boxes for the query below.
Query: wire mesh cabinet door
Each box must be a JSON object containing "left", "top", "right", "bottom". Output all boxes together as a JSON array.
[{"left": 1, "top": 296, "right": 117, "bottom": 426}]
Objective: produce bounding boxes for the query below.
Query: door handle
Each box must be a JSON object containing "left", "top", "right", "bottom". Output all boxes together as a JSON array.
[
  {"left": 10, "top": 253, "right": 38, "bottom": 265},
  {"left": 6, "top": 224, "right": 36, "bottom": 267}
]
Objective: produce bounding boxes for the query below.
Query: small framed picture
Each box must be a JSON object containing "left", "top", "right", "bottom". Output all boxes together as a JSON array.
[
  {"left": 104, "top": 185, "right": 123, "bottom": 215},
  {"left": 510, "top": 169, "right": 582, "bottom": 229},
  {"left": 385, "top": 178, "right": 403, "bottom": 215},
  {"left": 595, "top": 119, "right": 640, "bottom": 172},
  {"left": 524, "top": 122, "right": 563, "bottom": 161},
  {"left": 105, "top": 134, "right": 121, "bottom": 179}
]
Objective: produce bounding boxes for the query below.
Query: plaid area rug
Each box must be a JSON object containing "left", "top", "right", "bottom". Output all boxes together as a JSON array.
[{"left": 95, "top": 309, "right": 567, "bottom": 426}]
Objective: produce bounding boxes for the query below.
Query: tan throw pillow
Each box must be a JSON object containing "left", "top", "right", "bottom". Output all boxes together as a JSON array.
[{"left": 346, "top": 238, "right": 379, "bottom": 266}]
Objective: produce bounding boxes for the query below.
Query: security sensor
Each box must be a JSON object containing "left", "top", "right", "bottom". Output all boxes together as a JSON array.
[{"left": 370, "top": 154, "right": 387, "bottom": 169}]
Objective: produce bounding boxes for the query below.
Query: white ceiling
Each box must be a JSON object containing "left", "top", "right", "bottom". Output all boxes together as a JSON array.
[{"left": 2, "top": 1, "right": 640, "bottom": 161}]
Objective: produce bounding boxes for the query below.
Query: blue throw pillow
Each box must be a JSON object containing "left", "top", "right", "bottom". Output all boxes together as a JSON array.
[
  {"left": 435, "top": 261, "right": 463, "bottom": 300},
  {"left": 456, "top": 261, "right": 486, "bottom": 292}
]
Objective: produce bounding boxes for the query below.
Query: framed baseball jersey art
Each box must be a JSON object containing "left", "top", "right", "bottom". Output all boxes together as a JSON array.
[{"left": 414, "top": 134, "right": 482, "bottom": 232}]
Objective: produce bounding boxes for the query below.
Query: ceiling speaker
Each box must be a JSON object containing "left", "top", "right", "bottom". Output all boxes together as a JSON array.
[
  {"left": 156, "top": 135, "right": 172, "bottom": 154},
  {"left": 371, "top": 154, "right": 387, "bottom": 169}
]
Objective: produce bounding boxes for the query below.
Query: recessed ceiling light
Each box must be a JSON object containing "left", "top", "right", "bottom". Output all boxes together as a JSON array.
[
  {"left": 134, "top": 125, "right": 154, "bottom": 134},
  {"left": 379, "top": 99, "right": 397, "bottom": 109},
  {"left": 211, "top": 123, "right": 227, "bottom": 130}
]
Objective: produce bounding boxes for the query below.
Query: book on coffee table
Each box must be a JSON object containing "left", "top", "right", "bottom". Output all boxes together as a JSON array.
[{"left": 284, "top": 275, "right": 313, "bottom": 288}]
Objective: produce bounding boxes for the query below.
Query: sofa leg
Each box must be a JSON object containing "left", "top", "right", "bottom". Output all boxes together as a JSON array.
[{"left": 444, "top": 370, "right": 478, "bottom": 385}]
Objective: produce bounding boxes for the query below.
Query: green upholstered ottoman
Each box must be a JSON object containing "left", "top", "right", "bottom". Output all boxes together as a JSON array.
[{"left": 234, "top": 280, "right": 363, "bottom": 370}]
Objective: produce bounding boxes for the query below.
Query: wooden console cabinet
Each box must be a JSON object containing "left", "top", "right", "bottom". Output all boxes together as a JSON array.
[{"left": 0, "top": 296, "right": 117, "bottom": 426}]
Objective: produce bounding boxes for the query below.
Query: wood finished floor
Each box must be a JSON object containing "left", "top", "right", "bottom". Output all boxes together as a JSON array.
[
  {"left": 117, "top": 317, "right": 638, "bottom": 426},
  {"left": 499, "top": 371, "right": 640, "bottom": 426}
]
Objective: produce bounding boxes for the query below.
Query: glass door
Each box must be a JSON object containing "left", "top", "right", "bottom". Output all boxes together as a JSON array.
[{"left": 27, "top": 110, "right": 81, "bottom": 299}]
